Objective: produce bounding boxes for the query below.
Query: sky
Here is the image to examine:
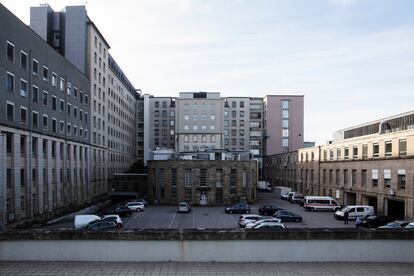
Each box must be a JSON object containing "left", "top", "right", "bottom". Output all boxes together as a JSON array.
[{"left": 2, "top": 0, "right": 414, "bottom": 145}]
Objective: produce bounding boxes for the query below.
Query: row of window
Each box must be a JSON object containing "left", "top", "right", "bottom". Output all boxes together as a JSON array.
[
  {"left": 183, "top": 134, "right": 216, "bottom": 143},
  {"left": 6, "top": 42, "right": 88, "bottom": 105},
  {"left": 183, "top": 124, "right": 216, "bottom": 131},
  {"left": 5, "top": 102, "right": 88, "bottom": 139}
]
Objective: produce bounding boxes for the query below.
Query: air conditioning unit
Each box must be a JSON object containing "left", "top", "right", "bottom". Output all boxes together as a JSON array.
[
  {"left": 8, "top": 213, "right": 15, "bottom": 220},
  {"left": 388, "top": 189, "right": 395, "bottom": 196}
]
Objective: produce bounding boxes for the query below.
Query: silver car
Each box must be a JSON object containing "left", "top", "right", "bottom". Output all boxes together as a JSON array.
[{"left": 177, "top": 202, "right": 191, "bottom": 213}]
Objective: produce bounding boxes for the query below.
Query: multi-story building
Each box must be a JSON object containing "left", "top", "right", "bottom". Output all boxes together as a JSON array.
[
  {"left": 0, "top": 4, "right": 91, "bottom": 225},
  {"left": 265, "top": 111, "right": 414, "bottom": 220},
  {"left": 30, "top": 4, "right": 140, "bottom": 195},
  {"left": 144, "top": 93, "right": 304, "bottom": 166},
  {"left": 263, "top": 95, "right": 304, "bottom": 155}
]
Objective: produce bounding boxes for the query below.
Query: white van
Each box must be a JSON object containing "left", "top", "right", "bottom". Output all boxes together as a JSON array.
[
  {"left": 303, "top": 196, "right": 341, "bottom": 211},
  {"left": 74, "top": 215, "right": 101, "bottom": 229},
  {"left": 334, "top": 205, "right": 375, "bottom": 220}
]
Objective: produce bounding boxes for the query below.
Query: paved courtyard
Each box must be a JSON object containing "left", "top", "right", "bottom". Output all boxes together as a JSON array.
[{"left": 1, "top": 261, "right": 413, "bottom": 275}]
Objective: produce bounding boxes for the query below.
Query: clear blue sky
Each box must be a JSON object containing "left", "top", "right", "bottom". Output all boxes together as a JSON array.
[{"left": 3, "top": 0, "right": 414, "bottom": 144}]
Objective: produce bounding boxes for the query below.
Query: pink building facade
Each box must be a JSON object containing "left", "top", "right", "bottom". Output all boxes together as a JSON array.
[{"left": 264, "top": 95, "right": 304, "bottom": 155}]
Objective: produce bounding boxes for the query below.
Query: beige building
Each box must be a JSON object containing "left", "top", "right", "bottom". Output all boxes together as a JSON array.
[{"left": 265, "top": 111, "right": 414, "bottom": 219}]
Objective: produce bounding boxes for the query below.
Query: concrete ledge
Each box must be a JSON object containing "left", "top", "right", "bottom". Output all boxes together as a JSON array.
[{"left": 1, "top": 228, "right": 414, "bottom": 241}]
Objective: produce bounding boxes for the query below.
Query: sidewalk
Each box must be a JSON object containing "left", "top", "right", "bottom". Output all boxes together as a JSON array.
[{"left": 1, "top": 261, "right": 413, "bottom": 275}]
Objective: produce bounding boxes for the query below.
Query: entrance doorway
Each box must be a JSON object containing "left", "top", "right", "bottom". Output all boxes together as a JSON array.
[
  {"left": 345, "top": 192, "right": 356, "bottom": 205},
  {"left": 386, "top": 199, "right": 405, "bottom": 219},
  {"left": 368, "top": 197, "right": 378, "bottom": 213},
  {"left": 200, "top": 191, "right": 208, "bottom": 205}
]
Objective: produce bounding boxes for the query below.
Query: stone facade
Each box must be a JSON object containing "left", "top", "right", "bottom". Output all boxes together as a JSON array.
[
  {"left": 148, "top": 160, "right": 258, "bottom": 205},
  {"left": 264, "top": 111, "right": 414, "bottom": 219}
]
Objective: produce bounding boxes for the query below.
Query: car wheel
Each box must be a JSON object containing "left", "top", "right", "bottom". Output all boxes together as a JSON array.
[
  {"left": 136, "top": 208, "right": 141, "bottom": 212},
  {"left": 229, "top": 210, "right": 233, "bottom": 214},
  {"left": 296, "top": 218, "right": 300, "bottom": 222}
]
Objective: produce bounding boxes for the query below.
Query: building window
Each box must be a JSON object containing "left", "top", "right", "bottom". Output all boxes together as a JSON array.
[
  {"left": 20, "top": 106, "right": 27, "bottom": 124},
  {"left": 41, "top": 91, "right": 48, "bottom": 107},
  {"left": 372, "top": 169, "right": 378, "bottom": 187},
  {"left": 343, "top": 169, "right": 348, "bottom": 184},
  {"left": 6, "top": 72, "right": 14, "bottom": 92},
  {"left": 323, "top": 150, "right": 327, "bottom": 161},
  {"left": 351, "top": 169, "right": 357, "bottom": 186},
  {"left": 362, "top": 144, "right": 368, "bottom": 159},
  {"left": 43, "top": 66, "right": 48, "bottom": 81},
  {"left": 20, "top": 79, "right": 28, "bottom": 97},
  {"left": 6, "top": 102, "right": 14, "bottom": 121},
  {"left": 52, "top": 118, "right": 57, "bottom": 133},
  {"left": 42, "top": 115, "right": 48, "bottom": 130},
  {"left": 6, "top": 41, "right": 14, "bottom": 62},
  {"left": 399, "top": 139, "right": 407, "bottom": 157},
  {"left": 200, "top": 169, "right": 207, "bottom": 187},
  {"left": 20, "top": 51, "right": 27, "bottom": 69},
  {"left": 216, "top": 169, "right": 223, "bottom": 187},
  {"left": 385, "top": 141, "right": 392, "bottom": 157},
  {"left": 52, "top": 96, "right": 57, "bottom": 110},
  {"left": 361, "top": 169, "right": 367, "bottom": 186},
  {"left": 329, "top": 150, "right": 334, "bottom": 161},
  {"left": 32, "top": 59, "right": 39, "bottom": 75},
  {"left": 353, "top": 146, "right": 358, "bottom": 159},
  {"left": 6, "top": 133, "right": 12, "bottom": 154},
  {"left": 282, "top": 119, "right": 289, "bottom": 128},
  {"left": 344, "top": 147, "right": 349, "bottom": 160},
  {"left": 282, "top": 100, "right": 289, "bottom": 109},
  {"left": 373, "top": 143, "right": 379, "bottom": 158},
  {"left": 184, "top": 169, "right": 192, "bottom": 187},
  {"left": 52, "top": 72, "right": 57, "bottom": 86},
  {"left": 60, "top": 78, "right": 65, "bottom": 91},
  {"left": 398, "top": 170, "right": 405, "bottom": 190},
  {"left": 31, "top": 85, "right": 39, "bottom": 102},
  {"left": 32, "top": 111, "right": 38, "bottom": 128},
  {"left": 384, "top": 169, "right": 391, "bottom": 188}
]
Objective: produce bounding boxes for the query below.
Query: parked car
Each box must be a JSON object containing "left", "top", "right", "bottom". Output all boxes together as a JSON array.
[
  {"left": 274, "top": 210, "right": 303, "bottom": 222},
  {"left": 245, "top": 218, "right": 282, "bottom": 229},
  {"left": 238, "top": 214, "right": 264, "bottom": 228},
  {"left": 112, "top": 206, "right": 133, "bottom": 217},
  {"left": 378, "top": 220, "right": 410, "bottom": 229},
  {"left": 289, "top": 194, "right": 304, "bottom": 204},
  {"left": 74, "top": 215, "right": 101, "bottom": 229},
  {"left": 225, "top": 203, "right": 251, "bottom": 214},
  {"left": 258, "top": 205, "right": 283, "bottom": 216},
  {"left": 101, "top": 214, "right": 123, "bottom": 228},
  {"left": 177, "top": 202, "right": 191, "bottom": 213},
  {"left": 358, "top": 215, "right": 395, "bottom": 228},
  {"left": 334, "top": 205, "right": 375, "bottom": 220},
  {"left": 281, "top": 192, "right": 296, "bottom": 200},
  {"left": 252, "top": 222, "right": 286, "bottom": 229},
  {"left": 136, "top": 199, "right": 148, "bottom": 207},
  {"left": 126, "top": 202, "right": 145, "bottom": 212},
  {"left": 404, "top": 222, "right": 414, "bottom": 229},
  {"left": 83, "top": 220, "right": 118, "bottom": 230},
  {"left": 303, "top": 196, "right": 341, "bottom": 212}
]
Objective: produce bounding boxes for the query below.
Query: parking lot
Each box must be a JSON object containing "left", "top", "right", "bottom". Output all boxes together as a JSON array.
[{"left": 40, "top": 191, "right": 356, "bottom": 230}]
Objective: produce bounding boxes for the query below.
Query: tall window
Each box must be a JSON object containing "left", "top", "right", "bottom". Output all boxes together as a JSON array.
[
  {"left": 171, "top": 168, "right": 177, "bottom": 186},
  {"left": 200, "top": 169, "right": 207, "bottom": 187},
  {"left": 372, "top": 169, "right": 378, "bottom": 187},
  {"left": 373, "top": 143, "right": 379, "bottom": 158},
  {"left": 399, "top": 139, "right": 407, "bottom": 156},
  {"left": 20, "top": 107, "right": 27, "bottom": 124},
  {"left": 385, "top": 141, "right": 392, "bottom": 157},
  {"left": 353, "top": 146, "right": 358, "bottom": 159},
  {"left": 6, "top": 72, "right": 14, "bottom": 92},
  {"left": 32, "top": 59, "right": 39, "bottom": 75},
  {"left": 184, "top": 169, "right": 192, "bottom": 187},
  {"left": 361, "top": 169, "right": 367, "bottom": 186},
  {"left": 20, "top": 51, "right": 27, "bottom": 69},
  {"left": 344, "top": 148, "right": 349, "bottom": 160},
  {"left": 362, "top": 144, "right": 368, "bottom": 159},
  {"left": 6, "top": 102, "right": 14, "bottom": 121},
  {"left": 398, "top": 170, "right": 406, "bottom": 190},
  {"left": 6, "top": 41, "right": 14, "bottom": 62},
  {"left": 383, "top": 169, "right": 391, "bottom": 188},
  {"left": 32, "top": 85, "right": 39, "bottom": 102},
  {"left": 215, "top": 169, "right": 223, "bottom": 187},
  {"left": 20, "top": 79, "right": 28, "bottom": 97}
]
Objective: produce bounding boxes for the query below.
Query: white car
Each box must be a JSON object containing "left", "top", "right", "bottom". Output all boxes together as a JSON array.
[
  {"left": 177, "top": 202, "right": 191, "bottom": 213},
  {"left": 238, "top": 214, "right": 264, "bottom": 228},
  {"left": 253, "top": 222, "right": 286, "bottom": 229},
  {"left": 101, "top": 214, "right": 123, "bottom": 228},
  {"left": 126, "top": 202, "right": 145, "bottom": 212},
  {"left": 404, "top": 222, "right": 414, "bottom": 229},
  {"left": 245, "top": 218, "right": 282, "bottom": 229}
]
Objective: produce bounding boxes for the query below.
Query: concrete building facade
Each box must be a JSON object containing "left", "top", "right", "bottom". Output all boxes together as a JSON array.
[
  {"left": 265, "top": 111, "right": 414, "bottom": 219},
  {"left": 0, "top": 4, "right": 92, "bottom": 225}
]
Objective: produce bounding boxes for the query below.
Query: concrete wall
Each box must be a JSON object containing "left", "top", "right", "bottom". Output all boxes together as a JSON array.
[{"left": 1, "top": 229, "right": 414, "bottom": 262}]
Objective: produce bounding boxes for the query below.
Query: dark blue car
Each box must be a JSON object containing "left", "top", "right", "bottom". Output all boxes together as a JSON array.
[
  {"left": 274, "top": 210, "right": 303, "bottom": 222},
  {"left": 225, "top": 203, "right": 251, "bottom": 214}
]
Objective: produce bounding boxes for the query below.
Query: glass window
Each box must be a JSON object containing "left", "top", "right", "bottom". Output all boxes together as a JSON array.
[
  {"left": 373, "top": 143, "right": 379, "bottom": 158},
  {"left": 6, "top": 41, "right": 14, "bottom": 62},
  {"left": 385, "top": 141, "right": 392, "bottom": 157},
  {"left": 344, "top": 148, "right": 349, "bottom": 159},
  {"left": 52, "top": 73, "right": 57, "bottom": 86},
  {"left": 372, "top": 169, "right": 378, "bottom": 187},
  {"left": 32, "top": 59, "right": 39, "bottom": 75},
  {"left": 43, "top": 66, "right": 48, "bottom": 81},
  {"left": 362, "top": 144, "right": 368, "bottom": 159},
  {"left": 6, "top": 72, "right": 14, "bottom": 92},
  {"left": 353, "top": 146, "right": 358, "bottom": 159},
  {"left": 282, "top": 119, "right": 289, "bottom": 128},
  {"left": 282, "top": 100, "right": 289, "bottom": 109},
  {"left": 42, "top": 115, "right": 48, "bottom": 130},
  {"left": 6, "top": 102, "right": 14, "bottom": 121},
  {"left": 384, "top": 169, "right": 391, "bottom": 188},
  {"left": 20, "top": 79, "right": 28, "bottom": 97},
  {"left": 282, "top": 110, "right": 289, "bottom": 118},
  {"left": 398, "top": 170, "right": 406, "bottom": 190},
  {"left": 20, "top": 51, "right": 27, "bottom": 69},
  {"left": 32, "top": 111, "right": 38, "bottom": 128},
  {"left": 42, "top": 91, "right": 48, "bottom": 106},
  {"left": 399, "top": 139, "right": 407, "bottom": 156},
  {"left": 20, "top": 107, "right": 27, "bottom": 124}
]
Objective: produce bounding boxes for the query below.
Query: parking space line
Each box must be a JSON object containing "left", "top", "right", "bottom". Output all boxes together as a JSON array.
[
  {"left": 168, "top": 211, "right": 177, "bottom": 229},
  {"left": 123, "top": 212, "right": 138, "bottom": 229}
]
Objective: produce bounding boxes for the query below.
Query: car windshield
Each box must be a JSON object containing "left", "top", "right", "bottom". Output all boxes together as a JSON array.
[
  {"left": 386, "top": 222, "right": 399, "bottom": 227},
  {"left": 179, "top": 203, "right": 187, "bottom": 207},
  {"left": 340, "top": 207, "right": 350, "bottom": 212},
  {"left": 405, "top": 224, "right": 414, "bottom": 229}
]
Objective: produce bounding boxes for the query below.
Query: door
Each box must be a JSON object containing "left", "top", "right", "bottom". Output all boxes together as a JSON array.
[
  {"left": 348, "top": 208, "right": 356, "bottom": 219},
  {"left": 200, "top": 191, "right": 208, "bottom": 205}
]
